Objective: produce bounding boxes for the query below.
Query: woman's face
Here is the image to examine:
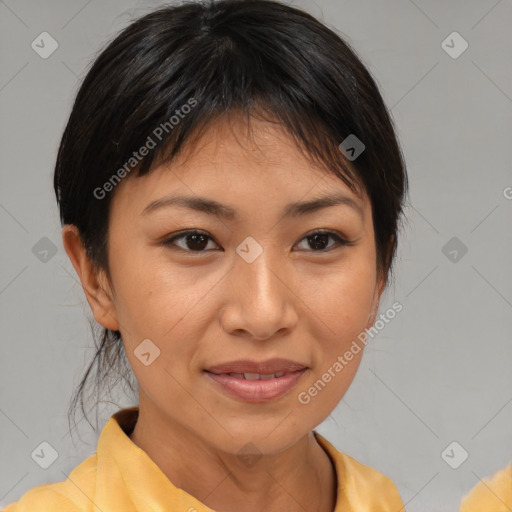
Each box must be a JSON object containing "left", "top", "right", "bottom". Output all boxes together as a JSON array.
[{"left": 98, "top": 116, "right": 385, "bottom": 454}]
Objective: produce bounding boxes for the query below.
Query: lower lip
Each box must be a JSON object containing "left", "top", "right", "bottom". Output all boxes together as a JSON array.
[{"left": 204, "top": 369, "right": 308, "bottom": 403}]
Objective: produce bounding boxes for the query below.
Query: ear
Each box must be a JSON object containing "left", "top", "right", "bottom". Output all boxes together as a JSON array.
[
  {"left": 367, "top": 271, "right": 387, "bottom": 327},
  {"left": 62, "top": 225, "right": 119, "bottom": 331},
  {"left": 367, "top": 235, "right": 395, "bottom": 326}
]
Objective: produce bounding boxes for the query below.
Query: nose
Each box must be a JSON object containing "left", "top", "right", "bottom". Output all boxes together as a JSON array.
[{"left": 219, "top": 248, "right": 298, "bottom": 341}]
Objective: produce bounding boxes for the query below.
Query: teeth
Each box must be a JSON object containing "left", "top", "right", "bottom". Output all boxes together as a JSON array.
[
  {"left": 238, "top": 372, "right": 286, "bottom": 380},
  {"left": 219, "top": 371, "right": 291, "bottom": 380},
  {"left": 243, "top": 372, "right": 260, "bottom": 381}
]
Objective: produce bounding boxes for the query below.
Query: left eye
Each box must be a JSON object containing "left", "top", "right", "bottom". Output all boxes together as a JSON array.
[
  {"left": 162, "top": 229, "right": 350, "bottom": 253},
  {"left": 296, "top": 230, "right": 350, "bottom": 251}
]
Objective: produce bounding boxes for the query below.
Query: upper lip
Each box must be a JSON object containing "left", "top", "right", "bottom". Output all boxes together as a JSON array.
[{"left": 205, "top": 358, "right": 307, "bottom": 375}]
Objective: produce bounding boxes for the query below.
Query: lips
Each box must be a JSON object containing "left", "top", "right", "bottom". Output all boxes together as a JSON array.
[
  {"left": 204, "top": 358, "right": 308, "bottom": 402},
  {"left": 206, "top": 358, "right": 307, "bottom": 375},
  {"left": 219, "top": 371, "right": 287, "bottom": 380}
]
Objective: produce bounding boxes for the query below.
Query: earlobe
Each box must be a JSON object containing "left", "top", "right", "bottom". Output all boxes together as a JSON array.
[{"left": 62, "top": 225, "right": 120, "bottom": 332}]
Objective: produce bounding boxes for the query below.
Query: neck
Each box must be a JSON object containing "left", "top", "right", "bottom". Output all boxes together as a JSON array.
[{"left": 129, "top": 401, "right": 337, "bottom": 512}]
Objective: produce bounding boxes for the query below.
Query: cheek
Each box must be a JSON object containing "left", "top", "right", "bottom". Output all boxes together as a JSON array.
[
  {"left": 301, "top": 249, "right": 377, "bottom": 403},
  {"left": 294, "top": 260, "right": 376, "bottom": 421},
  {"left": 111, "top": 235, "right": 378, "bottom": 348},
  {"left": 108, "top": 246, "right": 219, "bottom": 378},
  {"left": 304, "top": 254, "right": 377, "bottom": 343},
  {"left": 107, "top": 240, "right": 186, "bottom": 331}
]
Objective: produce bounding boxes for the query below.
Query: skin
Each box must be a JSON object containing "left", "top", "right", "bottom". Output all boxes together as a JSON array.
[{"left": 63, "top": 114, "right": 387, "bottom": 512}]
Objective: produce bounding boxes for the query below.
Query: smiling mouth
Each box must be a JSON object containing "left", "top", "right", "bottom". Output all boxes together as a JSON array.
[
  {"left": 204, "top": 367, "right": 308, "bottom": 402},
  {"left": 208, "top": 371, "right": 287, "bottom": 380}
]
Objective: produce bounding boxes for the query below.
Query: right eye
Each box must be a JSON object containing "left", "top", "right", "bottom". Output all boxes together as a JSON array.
[{"left": 161, "top": 229, "right": 222, "bottom": 253}]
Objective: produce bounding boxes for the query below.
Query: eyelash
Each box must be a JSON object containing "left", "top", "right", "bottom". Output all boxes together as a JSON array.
[{"left": 161, "top": 229, "right": 353, "bottom": 254}]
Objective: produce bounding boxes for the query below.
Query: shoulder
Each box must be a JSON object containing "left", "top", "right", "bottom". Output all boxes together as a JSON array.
[
  {"left": 2, "top": 455, "right": 97, "bottom": 512},
  {"left": 338, "top": 450, "right": 403, "bottom": 498},
  {"left": 459, "top": 463, "right": 512, "bottom": 512},
  {"left": 314, "top": 432, "right": 404, "bottom": 511},
  {"left": 2, "top": 485, "right": 83, "bottom": 512},
  {"left": 338, "top": 452, "right": 403, "bottom": 504}
]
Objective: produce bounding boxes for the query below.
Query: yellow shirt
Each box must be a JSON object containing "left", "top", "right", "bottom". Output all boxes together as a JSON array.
[
  {"left": 459, "top": 463, "right": 512, "bottom": 512},
  {"left": 3, "top": 407, "right": 404, "bottom": 511}
]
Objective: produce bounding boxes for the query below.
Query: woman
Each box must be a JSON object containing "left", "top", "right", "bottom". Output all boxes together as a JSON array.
[{"left": 3, "top": 0, "right": 408, "bottom": 510}]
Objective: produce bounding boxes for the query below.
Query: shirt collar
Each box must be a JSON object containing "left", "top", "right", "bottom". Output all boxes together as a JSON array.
[
  {"left": 94, "top": 406, "right": 214, "bottom": 511},
  {"left": 91, "top": 406, "right": 399, "bottom": 512}
]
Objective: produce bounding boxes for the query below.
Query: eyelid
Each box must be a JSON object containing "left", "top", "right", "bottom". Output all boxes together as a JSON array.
[
  {"left": 161, "top": 229, "right": 221, "bottom": 252},
  {"left": 296, "top": 229, "right": 353, "bottom": 250},
  {"left": 161, "top": 228, "right": 353, "bottom": 253}
]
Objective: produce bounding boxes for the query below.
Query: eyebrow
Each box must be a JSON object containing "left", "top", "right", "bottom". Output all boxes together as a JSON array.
[{"left": 141, "top": 192, "right": 363, "bottom": 219}]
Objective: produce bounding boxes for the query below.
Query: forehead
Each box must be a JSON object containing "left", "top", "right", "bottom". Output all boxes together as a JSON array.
[
  {"left": 168, "top": 115, "right": 333, "bottom": 180},
  {"left": 112, "top": 114, "right": 368, "bottom": 216}
]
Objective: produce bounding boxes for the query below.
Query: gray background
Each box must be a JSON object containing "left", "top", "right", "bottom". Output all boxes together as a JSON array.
[{"left": 1, "top": 0, "right": 511, "bottom": 510}]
